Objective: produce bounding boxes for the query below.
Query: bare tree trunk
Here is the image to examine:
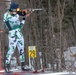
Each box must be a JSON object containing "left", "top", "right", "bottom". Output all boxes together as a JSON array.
[
  {"left": 57, "top": 0, "right": 62, "bottom": 71},
  {"left": 48, "top": 0, "right": 55, "bottom": 71},
  {"left": 57, "top": 0, "right": 66, "bottom": 71}
]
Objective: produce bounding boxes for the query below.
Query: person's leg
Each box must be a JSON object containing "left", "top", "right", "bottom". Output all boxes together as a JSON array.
[
  {"left": 17, "top": 35, "right": 26, "bottom": 71},
  {"left": 17, "top": 30, "right": 31, "bottom": 71},
  {"left": 17, "top": 35, "right": 25, "bottom": 63},
  {"left": 5, "top": 33, "right": 17, "bottom": 72}
]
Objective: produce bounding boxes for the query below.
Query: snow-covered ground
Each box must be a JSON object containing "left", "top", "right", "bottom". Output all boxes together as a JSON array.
[
  {"left": 42, "top": 72, "right": 76, "bottom": 75},
  {"left": 0, "top": 69, "right": 76, "bottom": 75}
]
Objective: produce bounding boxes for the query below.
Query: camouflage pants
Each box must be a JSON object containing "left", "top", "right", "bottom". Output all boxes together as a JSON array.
[{"left": 6, "top": 29, "right": 25, "bottom": 64}]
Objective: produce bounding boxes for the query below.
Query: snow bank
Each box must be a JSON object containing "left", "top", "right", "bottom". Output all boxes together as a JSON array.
[{"left": 39, "top": 72, "right": 76, "bottom": 75}]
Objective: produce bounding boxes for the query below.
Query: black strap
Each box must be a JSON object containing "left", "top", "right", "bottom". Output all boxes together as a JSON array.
[{"left": 5, "top": 21, "right": 12, "bottom": 30}]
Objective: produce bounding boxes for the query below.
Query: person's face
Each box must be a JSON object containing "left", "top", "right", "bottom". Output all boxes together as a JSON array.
[
  {"left": 10, "top": 9, "right": 17, "bottom": 15},
  {"left": 12, "top": 11, "right": 17, "bottom": 15}
]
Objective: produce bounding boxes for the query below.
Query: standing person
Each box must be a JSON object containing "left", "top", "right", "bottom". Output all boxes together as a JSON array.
[{"left": 3, "top": 2, "right": 32, "bottom": 73}]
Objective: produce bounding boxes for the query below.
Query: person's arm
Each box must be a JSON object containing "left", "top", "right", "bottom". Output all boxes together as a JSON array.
[
  {"left": 20, "top": 17, "right": 26, "bottom": 29},
  {"left": 3, "top": 13, "right": 12, "bottom": 30},
  {"left": 25, "top": 11, "right": 33, "bottom": 18},
  {"left": 20, "top": 11, "right": 33, "bottom": 28}
]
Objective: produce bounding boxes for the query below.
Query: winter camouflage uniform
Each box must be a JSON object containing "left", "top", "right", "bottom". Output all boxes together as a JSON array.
[{"left": 3, "top": 11, "right": 25, "bottom": 64}]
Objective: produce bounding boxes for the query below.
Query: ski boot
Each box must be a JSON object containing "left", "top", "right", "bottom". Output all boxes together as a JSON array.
[
  {"left": 21, "top": 62, "right": 31, "bottom": 71},
  {"left": 5, "top": 64, "right": 12, "bottom": 73}
]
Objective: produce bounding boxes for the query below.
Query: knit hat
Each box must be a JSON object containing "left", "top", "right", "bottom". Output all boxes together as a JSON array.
[{"left": 10, "top": 2, "right": 18, "bottom": 10}]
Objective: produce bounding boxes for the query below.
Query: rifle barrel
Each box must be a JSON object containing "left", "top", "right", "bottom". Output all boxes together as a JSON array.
[{"left": 29, "top": 8, "right": 43, "bottom": 11}]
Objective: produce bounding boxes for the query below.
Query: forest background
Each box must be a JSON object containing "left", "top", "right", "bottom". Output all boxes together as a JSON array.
[{"left": 0, "top": 0, "right": 76, "bottom": 72}]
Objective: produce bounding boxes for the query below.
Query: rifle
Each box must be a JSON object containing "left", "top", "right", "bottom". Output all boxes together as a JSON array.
[
  {"left": 17, "top": 8, "right": 44, "bottom": 13},
  {"left": 16, "top": 8, "right": 44, "bottom": 17}
]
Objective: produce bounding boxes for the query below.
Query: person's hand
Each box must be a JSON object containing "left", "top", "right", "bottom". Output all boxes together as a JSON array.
[{"left": 25, "top": 11, "right": 33, "bottom": 18}]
